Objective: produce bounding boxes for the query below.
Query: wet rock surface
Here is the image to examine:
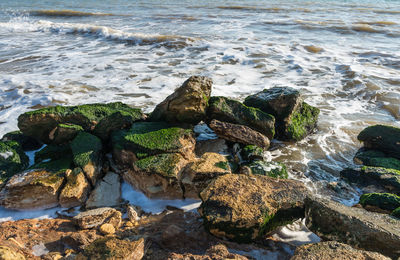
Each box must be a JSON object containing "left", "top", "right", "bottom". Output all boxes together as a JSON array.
[{"left": 358, "top": 124, "right": 400, "bottom": 159}]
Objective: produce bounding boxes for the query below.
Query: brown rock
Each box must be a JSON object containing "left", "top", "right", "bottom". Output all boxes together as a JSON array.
[
  {"left": 0, "top": 169, "right": 65, "bottom": 210},
  {"left": 73, "top": 207, "right": 122, "bottom": 230},
  {"left": 150, "top": 76, "right": 212, "bottom": 124},
  {"left": 0, "top": 246, "right": 25, "bottom": 260},
  {"left": 61, "top": 230, "right": 99, "bottom": 251},
  {"left": 59, "top": 168, "right": 90, "bottom": 208},
  {"left": 199, "top": 174, "right": 308, "bottom": 242},
  {"left": 209, "top": 119, "right": 270, "bottom": 148},
  {"left": 99, "top": 223, "right": 115, "bottom": 235},
  {"left": 291, "top": 241, "right": 390, "bottom": 260},
  {"left": 168, "top": 244, "right": 248, "bottom": 260}
]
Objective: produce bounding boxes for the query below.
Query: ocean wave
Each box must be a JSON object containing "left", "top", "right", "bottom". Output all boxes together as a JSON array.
[{"left": 29, "top": 10, "right": 114, "bottom": 17}]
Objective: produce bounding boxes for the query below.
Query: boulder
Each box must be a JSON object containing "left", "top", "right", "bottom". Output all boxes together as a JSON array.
[
  {"left": 0, "top": 141, "right": 29, "bottom": 184},
  {"left": 354, "top": 148, "right": 400, "bottom": 170},
  {"left": 0, "top": 246, "right": 25, "bottom": 260},
  {"left": 112, "top": 122, "right": 195, "bottom": 164},
  {"left": 207, "top": 96, "right": 275, "bottom": 139},
  {"left": 199, "top": 174, "right": 308, "bottom": 242},
  {"left": 358, "top": 125, "right": 400, "bottom": 159},
  {"left": 305, "top": 196, "right": 400, "bottom": 259},
  {"left": 73, "top": 207, "right": 121, "bottom": 229},
  {"left": 1, "top": 130, "right": 42, "bottom": 151},
  {"left": 244, "top": 87, "right": 319, "bottom": 141},
  {"left": 86, "top": 171, "right": 121, "bottom": 209},
  {"left": 150, "top": 76, "right": 212, "bottom": 124},
  {"left": 0, "top": 168, "right": 65, "bottom": 210},
  {"left": 124, "top": 153, "right": 187, "bottom": 199},
  {"left": 17, "top": 102, "right": 145, "bottom": 143},
  {"left": 291, "top": 241, "right": 390, "bottom": 260},
  {"left": 341, "top": 166, "right": 400, "bottom": 195},
  {"left": 59, "top": 168, "right": 91, "bottom": 208},
  {"left": 242, "top": 160, "right": 288, "bottom": 179},
  {"left": 76, "top": 237, "right": 145, "bottom": 260},
  {"left": 359, "top": 193, "right": 400, "bottom": 212},
  {"left": 49, "top": 123, "right": 83, "bottom": 144},
  {"left": 70, "top": 132, "right": 103, "bottom": 187},
  {"left": 181, "top": 152, "right": 231, "bottom": 198},
  {"left": 209, "top": 119, "right": 270, "bottom": 149}
]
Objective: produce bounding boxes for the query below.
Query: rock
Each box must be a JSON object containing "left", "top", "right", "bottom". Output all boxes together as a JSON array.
[
  {"left": 243, "top": 160, "right": 288, "bottom": 179},
  {"left": 358, "top": 125, "right": 400, "bottom": 159},
  {"left": 61, "top": 230, "right": 99, "bottom": 251},
  {"left": 0, "top": 167, "right": 65, "bottom": 210},
  {"left": 70, "top": 132, "right": 103, "bottom": 187},
  {"left": 34, "top": 144, "right": 72, "bottom": 164},
  {"left": 392, "top": 207, "right": 400, "bottom": 218},
  {"left": 0, "top": 246, "right": 25, "bottom": 260},
  {"left": 195, "top": 138, "right": 228, "bottom": 157},
  {"left": 209, "top": 119, "right": 270, "bottom": 149},
  {"left": 49, "top": 123, "right": 83, "bottom": 144},
  {"left": 150, "top": 76, "right": 212, "bottom": 124},
  {"left": 17, "top": 102, "right": 145, "bottom": 143},
  {"left": 73, "top": 207, "right": 122, "bottom": 229},
  {"left": 112, "top": 122, "right": 195, "bottom": 164},
  {"left": 341, "top": 166, "right": 400, "bottom": 195},
  {"left": 354, "top": 149, "right": 400, "bottom": 170},
  {"left": 162, "top": 224, "right": 184, "bottom": 245},
  {"left": 207, "top": 96, "right": 275, "bottom": 139},
  {"left": 86, "top": 172, "right": 121, "bottom": 209},
  {"left": 359, "top": 193, "right": 400, "bottom": 212},
  {"left": 0, "top": 141, "right": 29, "bottom": 184},
  {"left": 77, "top": 237, "right": 145, "bottom": 260},
  {"left": 124, "top": 153, "right": 187, "bottom": 199},
  {"left": 244, "top": 87, "right": 319, "bottom": 141},
  {"left": 99, "top": 223, "right": 115, "bottom": 235},
  {"left": 305, "top": 196, "right": 400, "bottom": 259},
  {"left": 181, "top": 152, "right": 231, "bottom": 198},
  {"left": 199, "top": 174, "right": 308, "bottom": 242},
  {"left": 127, "top": 205, "right": 139, "bottom": 222},
  {"left": 291, "top": 241, "right": 390, "bottom": 260},
  {"left": 59, "top": 168, "right": 91, "bottom": 208},
  {"left": 241, "top": 145, "right": 264, "bottom": 161},
  {"left": 168, "top": 244, "right": 248, "bottom": 260},
  {"left": 1, "top": 130, "right": 42, "bottom": 151}
]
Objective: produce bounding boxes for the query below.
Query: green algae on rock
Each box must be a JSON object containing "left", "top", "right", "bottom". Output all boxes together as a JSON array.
[
  {"left": 241, "top": 145, "right": 264, "bottom": 161},
  {"left": 34, "top": 143, "right": 72, "bottom": 164},
  {"left": 354, "top": 149, "right": 400, "bottom": 170},
  {"left": 70, "top": 132, "right": 103, "bottom": 186},
  {"left": 207, "top": 96, "right": 275, "bottom": 139},
  {"left": 284, "top": 102, "right": 320, "bottom": 141},
  {"left": 1, "top": 130, "right": 42, "bottom": 151},
  {"left": 245, "top": 160, "right": 288, "bottom": 179},
  {"left": 17, "top": 102, "right": 145, "bottom": 143},
  {"left": 360, "top": 193, "right": 400, "bottom": 212},
  {"left": 199, "top": 174, "right": 308, "bottom": 242},
  {"left": 0, "top": 141, "right": 29, "bottom": 184},
  {"left": 357, "top": 124, "right": 400, "bottom": 159},
  {"left": 150, "top": 76, "right": 212, "bottom": 124}
]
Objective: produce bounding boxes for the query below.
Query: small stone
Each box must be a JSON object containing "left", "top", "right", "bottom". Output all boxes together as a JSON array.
[
  {"left": 99, "top": 223, "right": 115, "bottom": 235},
  {"left": 73, "top": 207, "right": 122, "bottom": 230},
  {"left": 127, "top": 205, "right": 139, "bottom": 222}
]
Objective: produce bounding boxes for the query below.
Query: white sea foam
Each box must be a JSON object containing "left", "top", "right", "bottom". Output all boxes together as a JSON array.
[
  {"left": 0, "top": 151, "right": 13, "bottom": 159},
  {"left": 0, "top": 206, "right": 60, "bottom": 222}
]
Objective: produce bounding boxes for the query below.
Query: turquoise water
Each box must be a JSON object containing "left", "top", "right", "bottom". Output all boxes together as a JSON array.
[{"left": 0, "top": 0, "right": 399, "bottom": 203}]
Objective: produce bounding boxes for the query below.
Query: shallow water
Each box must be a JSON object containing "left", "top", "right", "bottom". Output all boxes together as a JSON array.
[{"left": 1, "top": 0, "right": 400, "bottom": 204}]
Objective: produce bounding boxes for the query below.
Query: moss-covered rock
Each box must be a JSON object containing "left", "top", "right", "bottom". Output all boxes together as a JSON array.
[
  {"left": 70, "top": 132, "right": 103, "bottom": 186},
  {"left": 241, "top": 145, "right": 264, "bottom": 161},
  {"left": 49, "top": 123, "right": 83, "bottom": 144},
  {"left": 0, "top": 141, "right": 29, "bottom": 184},
  {"left": 199, "top": 174, "right": 308, "bottom": 242},
  {"left": 59, "top": 168, "right": 91, "bottom": 208},
  {"left": 124, "top": 153, "right": 187, "bottom": 199},
  {"left": 150, "top": 76, "right": 212, "bottom": 124},
  {"left": 1, "top": 130, "right": 42, "bottom": 151},
  {"left": 354, "top": 149, "right": 400, "bottom": 170},
  {"left": 359, "top": 193, "right": 400, "bottom": 212},
  {"left": 112, "top": 122, "right": 195, "bottom": 165},
  {"left": 34, "top": 143, "right": 72, "bottom": 164},
  {"left": 392, "top": 207, "right": 400, "bottom": 218},
  {"left": 285, "top": 102, "right": 320, "bottom": 141},
  {"left": 207, "top": 96, "right": 275, "bottom": 139},
  {"left": 17, "top": 102, "right": 145, "bottom": 143},
  {"left": 181, "top": 152, "right": 231, "bottom": 198},
  {"left": 244, "top": 160, "right": 288, "bottom": 179},
  {"left": 358, "top": 124, "right": 400, "bottom": 159}
]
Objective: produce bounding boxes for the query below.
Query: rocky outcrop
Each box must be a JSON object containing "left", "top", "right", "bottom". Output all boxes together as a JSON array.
[
  {"left": 59, "top": 168, "right": 91, "bottom": 208},
  {"left": 357, "top": 124, "right": 400, "bottom": 159},
  {"left": 150, "top": 76, "right": 212, "bottom": 124},
  {"left": 305, "top": 196, "right": 400, "bottom": 259},
  {"left": 73, "top": 207, "right": 122, "bottom": 230},
  {"left": 181, "top": 152, "right": 231, "bottom": 198},
  {"left": 199, "top": 174, "right": 308, "bottom": 242},
  {"left": 291, "top": 241, "right": 390, "bottom": 260},
  {"left": 207, "top": 96, "right": 275, "bottom": 139},
  {"left": 17, "top": 102, "right": 145, "bottom": 143},
  {"left": 0, "top": 141, "right": 29, "bottom": 184},
  {"left": 76, "top": 237, "right": 145, "bottom": 260},
  {"left": 86, "top": 171, "right": 121, "bottom": 209},
  {"left": 209, "top": 119, "right": 270, "bottom": 148},
  {"left": 70, "top": 132, "right": 103, "bottom": 187},
  {"left": 359, "top": 192, "right": 400, "bottom": 213},
  {"left": 244, "top": 87, "right": 319, "bottom": 141},
  {"left": 1, "top": 130, "right": 42, "bottom": 151}
]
